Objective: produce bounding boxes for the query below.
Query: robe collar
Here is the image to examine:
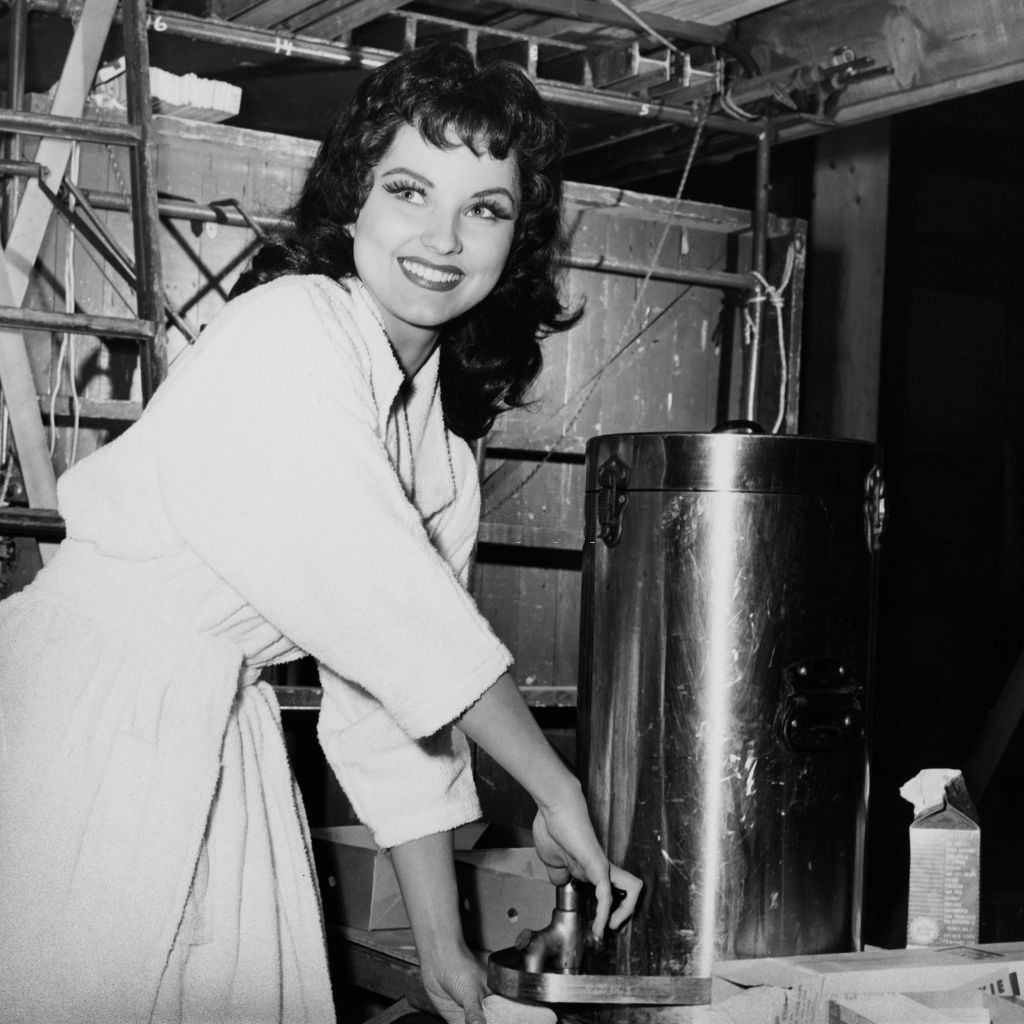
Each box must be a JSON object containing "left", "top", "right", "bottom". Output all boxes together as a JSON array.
[{"left": 345, "top": 277, "right": 458, "bottom": 521}]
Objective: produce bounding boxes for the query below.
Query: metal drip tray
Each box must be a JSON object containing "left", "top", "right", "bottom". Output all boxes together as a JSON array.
[{"left": 486, "top": 947, "right": 711, "bottom": 1006}]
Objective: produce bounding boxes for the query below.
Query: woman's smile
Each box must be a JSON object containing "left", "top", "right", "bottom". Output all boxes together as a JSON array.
[
  {"left": 398, "top": 256, "right": 464, "bottom": 290},
  {"left": 351, "top": 123, "right": 519, "bottom": 375}
]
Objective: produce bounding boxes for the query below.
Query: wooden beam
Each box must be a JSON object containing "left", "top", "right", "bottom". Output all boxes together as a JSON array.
[
  {"left": 634, "top": 0, "right": 788, "bottom": 28},
  {"left": 0, "top": 263, "right": 57, "bottom": 511},
  {"left": 799, "top": 118, "right": 891, "bottom": 442},
  {"left": 238, "top": 0, "right": 406, "bottom": 32},
  {"left": 485, "top": 0, "right": 729, "bottom": 46},
  {"left": 736, "top": 0, "right": 1024, "bottom": 136},
  {"left": 296, "top": 0, "right": 410, "bottom": 39},
  {"left": 4, "top": 0, "right": 120, "bottom": 299}
]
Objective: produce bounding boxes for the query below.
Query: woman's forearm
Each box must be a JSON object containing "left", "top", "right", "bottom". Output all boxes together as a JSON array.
[
  {"left": 389, "top": 831, "right": 466, "bottom": 963},
  {"left": 390, "top": 832, "right": 492, "bottom": 1024},
  {"left": 456, "top": 672, "right": 582, "bottom": 811}
]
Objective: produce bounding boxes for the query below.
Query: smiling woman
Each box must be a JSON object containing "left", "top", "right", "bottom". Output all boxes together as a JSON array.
[
  {"left": 0, "top": 41, "right": 640, "bottom": 1024},
  {"left": 233, "top": 41, "right": 582, "bottom": 439}
]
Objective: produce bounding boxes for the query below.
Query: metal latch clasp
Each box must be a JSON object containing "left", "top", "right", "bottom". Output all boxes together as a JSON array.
[
  {"left": 596, "top": 455, "right": 630, "bottom": 547},
  {"left": 864, "top": 464, "right": 887, "bottom": 553}
]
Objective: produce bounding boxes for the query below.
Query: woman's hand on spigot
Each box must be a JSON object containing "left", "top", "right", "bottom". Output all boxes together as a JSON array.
[
  {"left": 454, "top": 674, "right": 642, "bottom": 941},
  {"left": 531, "top": 787, "right": 642, "bottom": 941}
]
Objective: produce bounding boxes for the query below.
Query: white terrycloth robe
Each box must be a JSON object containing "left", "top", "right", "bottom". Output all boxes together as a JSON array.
[{"left": 0, "top": 276, "right": 512, "bottom": 1023}]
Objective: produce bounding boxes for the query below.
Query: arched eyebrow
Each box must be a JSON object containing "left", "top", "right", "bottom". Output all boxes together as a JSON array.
[
  {"left": 380, "top": 166, "right": 431, "bottom": 184},
  {"left": 380, "top": 166, "right": 518, "bottom": 210},
  {"left": 472, "top": 187, "right": 518, "bottom": 211}
]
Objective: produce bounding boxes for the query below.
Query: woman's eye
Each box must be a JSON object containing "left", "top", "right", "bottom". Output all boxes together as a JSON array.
[
  {"left": 468, "top": 202, "right": 510, "bottom": 221},
  {"left": 384, "top": 180, "right": 426, "bottom": 204}
]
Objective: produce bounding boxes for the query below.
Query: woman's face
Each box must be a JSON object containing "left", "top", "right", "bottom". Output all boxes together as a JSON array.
[{"left": 350, "top": 123, "right": 519, "bottom": 372}]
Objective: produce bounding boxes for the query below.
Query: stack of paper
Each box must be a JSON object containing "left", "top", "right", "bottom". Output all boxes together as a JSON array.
[
  {"left": 149, "top": 67, "right": 242, "bottom": 123},
  {"left": 92, "top": 60, "right": 241, "bottom": 123}
]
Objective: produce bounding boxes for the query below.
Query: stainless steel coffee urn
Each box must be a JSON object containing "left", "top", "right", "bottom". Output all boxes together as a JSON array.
[{"left": 578, "top": 430, "right": 885, "bottom": 978}]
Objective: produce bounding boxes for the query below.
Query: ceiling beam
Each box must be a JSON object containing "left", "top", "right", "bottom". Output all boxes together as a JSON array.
[
  {"left": 736, "top": 0, "right": 1024, "bottom": 139},
  {"left": 489, "top": 0, "right": 729, "bottom": 46},
  {"left": 632, "top": 1, "right": 788, "bottom": 28},
  {"left": 239, "top": 0, "right": 406, "bottom": 32}
]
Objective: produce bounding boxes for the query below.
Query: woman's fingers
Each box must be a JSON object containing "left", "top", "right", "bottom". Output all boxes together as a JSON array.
[
  {"left": 531, "top": 808, "right": 643, "bottom": 939},
  {"left": 608, "top": 866, "right": 643, "bottom": 930},
  {"left": 588, "top": 870, "right": 614, "bottom": 939}
]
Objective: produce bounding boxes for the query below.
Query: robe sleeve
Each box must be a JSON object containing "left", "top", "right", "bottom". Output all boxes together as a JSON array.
[
  {"left": 316, "top": 667, "right": 481, "bottom": 848},
  {"left": 315, "top": 446, "right": 486, "bottom": 848},
  {"left": 144, "top": 277, "right": 511, "bottom": 740}
]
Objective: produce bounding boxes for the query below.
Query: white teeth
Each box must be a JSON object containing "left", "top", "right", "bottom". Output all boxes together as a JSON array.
[{"left": 401, "top": 259, "right": 461, "bottom": 284}]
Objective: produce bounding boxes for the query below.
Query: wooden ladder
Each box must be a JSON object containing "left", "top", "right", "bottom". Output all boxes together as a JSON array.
[{"left": 0, "top": 0, "right": 166, "bottom": 554}]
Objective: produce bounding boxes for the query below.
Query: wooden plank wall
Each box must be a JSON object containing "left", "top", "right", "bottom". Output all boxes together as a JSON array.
[{"left": 26, "top": 115, "right": 805, "bottom": 707}]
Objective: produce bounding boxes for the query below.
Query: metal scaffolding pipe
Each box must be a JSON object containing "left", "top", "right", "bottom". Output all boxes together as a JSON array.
[
  {"left": 740, "top": 118, "right": 773, "bottom": 424},
  {"left": 534, "top": 81, "right": 765, "bottom": 137},
  {"left": 4, "top": 0, "right": 28, "bottom": 236},
  {"left": 85, "top": 188, "right": 291, "bottom": 233},
  {"left": 0, "top": 108, "right": 142, "bottom": 146},
  {"left": 0, "top": 158, "right": 45, "bottom": 179},
  {"left": 30, "top": 0, "right": 394, "bottom": 70},
  {"left": 0, "top": 305, "right": 157, "bottom": 341},
  {"left": 0, "top": 507, "right": 65, "bottom": 540},
  {"left": 565, "top": 253, "right": 756, "bottom": 291},
  {"left": 121, "top": 0, "right": 168, "bottom": 400}
]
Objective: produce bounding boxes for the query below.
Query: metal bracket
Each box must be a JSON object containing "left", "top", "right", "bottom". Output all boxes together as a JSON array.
[{"left": 596, "top": 454, "right": 630, "bottom": 547}]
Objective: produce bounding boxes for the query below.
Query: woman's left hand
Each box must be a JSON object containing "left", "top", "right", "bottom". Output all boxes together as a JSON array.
[{"left": 413, "top": 946, "right": 489, "bottom": 1024}]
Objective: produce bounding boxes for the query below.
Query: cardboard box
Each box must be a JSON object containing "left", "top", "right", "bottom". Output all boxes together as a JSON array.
[
  {"left": 828, "top": 991, "right": 989, "bottom": 1023},
  {"left": 454, "top": 841, "right": 554, "bottom": 952},
  {"left": 713, "top": 943, "right": 1024, "bottom": 1024},
  {"left": 311, "top": 824, "right": 418, "bottom": 931},
  {"left": 311, "top": 821, "right": 554, "bottom": 947}
]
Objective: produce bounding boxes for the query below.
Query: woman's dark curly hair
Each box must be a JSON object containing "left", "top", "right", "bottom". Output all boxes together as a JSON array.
[{"left": 232, "top": 42, "right": 581, "bottom": 439}]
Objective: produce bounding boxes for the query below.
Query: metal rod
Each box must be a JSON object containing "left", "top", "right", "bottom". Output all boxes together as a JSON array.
[
  {"left": 209, "top": 198, "right": 267, "bottom": 241},
  {"left": 4, "top": 0, "right": 28, "bottom": 237},
  {"left": 565, "top": 252, "right": 755, "bottom": 290},
  {"left": 535, "top": 80, "right": 765, "bottom": 137},
  {"left": 83, "top": 188, "right": 291, "bottom": 233},
  {"left": 0, "top": 305, "right": 157, "bottom": 340},
  {"left": 0, "top": 108, "right": 142, "bottom": 146},
  {"left": 0, "top": 506, "right": 65, "bottom": 540},
  {"left": 121, "top": 0, "right": 169, "bottom": 401},
  {"left": 0, "top": 158, "right": 46, "bottom": 179},
  {"left": 740, "top": 118, "right": 773, "bottom": 424},
  {"left": 26, "top": 0, "right": 396, "bottom": 70}
]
